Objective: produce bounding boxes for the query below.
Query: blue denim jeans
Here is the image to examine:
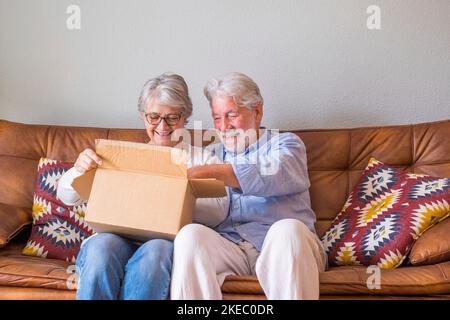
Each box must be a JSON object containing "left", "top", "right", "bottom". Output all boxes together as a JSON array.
[{"left": 75, "top": 233, "right": 173, "bottom": 300}]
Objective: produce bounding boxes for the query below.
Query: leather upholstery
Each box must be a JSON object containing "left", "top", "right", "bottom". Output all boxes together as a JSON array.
[
  {"left": 0, "top": 118, "right": 449, "bottom": 299},
  {"left": 319, "top": 262, "right": 450, "bottom": 296},
  {"left": 222, "top": 262, "right": 450, "bottom": 296},
  {"left": 0, "top": 243, "right": 73, "bottom": 290},
  {"left": 0, "top": 203, "right": 31, "bottom": 247},
  {"left": 0, "top": 287, "right": 75, "bottom": 300},
  {"left": 409, "top": 218, "right": 450, "bottom": 266}
]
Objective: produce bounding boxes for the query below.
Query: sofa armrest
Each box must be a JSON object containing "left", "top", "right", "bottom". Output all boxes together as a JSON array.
[{"left": 0, "top": 203, "right": 32, "bottom": 248}]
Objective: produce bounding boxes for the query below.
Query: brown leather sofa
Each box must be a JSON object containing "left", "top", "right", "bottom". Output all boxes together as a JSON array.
[{"left": 1, "top": 118, "right": 449, "bottom": 300}]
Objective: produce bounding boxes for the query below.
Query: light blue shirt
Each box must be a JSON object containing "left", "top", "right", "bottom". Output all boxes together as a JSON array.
[{"left": 207, "top": 129, "right": 317, "bottom": 252}]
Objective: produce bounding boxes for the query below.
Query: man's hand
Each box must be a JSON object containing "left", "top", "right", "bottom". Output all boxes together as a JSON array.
[
  {"left": 74, "top": 148, "right": 103, "bottom": 174},
  {"left": 188, "top": 164, "right": 240, "bottom": 189}
]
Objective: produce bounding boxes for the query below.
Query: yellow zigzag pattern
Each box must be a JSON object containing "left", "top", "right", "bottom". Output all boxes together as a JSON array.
[
  {"left": 22, "top": 240, "right": 48, "bottom": 258},
  {"left": 335, "top": 242, "right": 361, "bottom": 266},
  {"left": 32, "top": 195, "right": 52, "bottom": 221},
  {"left": 378, "top": 249, "right": 405, "bottom": 269},
  {"left": 410, "top": 199, "right": 450, "bottom": 237},
  {"left": 357, "top": 189, "right": 402, "bottom": 227}
]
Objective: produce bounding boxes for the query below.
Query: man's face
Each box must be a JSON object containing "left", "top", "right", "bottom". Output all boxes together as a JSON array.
[{"left": 211, "top": 96, "right": 263, "bottom": 153}]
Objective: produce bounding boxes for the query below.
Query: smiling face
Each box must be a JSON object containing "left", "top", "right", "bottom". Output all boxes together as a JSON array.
[
  {"left": 143, "top": 99, "right": 187, "bottom": 147},
  {"left": 211, "top": 95, "right": 263, "bottom": 153}
]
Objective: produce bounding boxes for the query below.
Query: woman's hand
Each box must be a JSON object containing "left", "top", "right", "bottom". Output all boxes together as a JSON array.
[{"left": 74, "top": 148, "right": 103, "bottom": 174}]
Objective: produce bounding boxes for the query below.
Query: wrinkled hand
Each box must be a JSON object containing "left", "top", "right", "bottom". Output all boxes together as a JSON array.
[
  {"left": 187, "top": 166, "right": 204, "bottom": 179},
  {"left": 187, "top": 164, "right": 240, "bottom": 188},
  {"left": 74, "top": 148, "right": 103, "bottom": 174}
]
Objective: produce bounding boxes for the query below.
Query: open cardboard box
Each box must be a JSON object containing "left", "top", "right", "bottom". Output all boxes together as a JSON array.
[{"left": 72, "top": 139, "right": 226, "bottom": 242}]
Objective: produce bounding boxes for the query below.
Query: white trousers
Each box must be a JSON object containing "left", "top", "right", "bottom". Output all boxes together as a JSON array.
[{"left": 170, "top": 218, "right": 327, "bottom": 300}]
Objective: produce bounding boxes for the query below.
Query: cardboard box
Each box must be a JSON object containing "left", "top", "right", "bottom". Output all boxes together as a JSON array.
[{"left": 72, "top": 139, "right": 226, "bottom": 242}]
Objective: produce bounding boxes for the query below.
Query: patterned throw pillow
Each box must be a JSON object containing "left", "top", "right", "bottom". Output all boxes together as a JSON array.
[
  {"left": 22, "top": 158, "right": 93, "bottom": 262},
  {"left": 322, "top": 158, "right": 450, "bottom": 269}
]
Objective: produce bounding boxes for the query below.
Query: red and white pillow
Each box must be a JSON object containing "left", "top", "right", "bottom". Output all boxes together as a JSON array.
[
  {"left": 22, "top": 158, "right": 93, "bottom": 262},
  {"left": 322, "top": 158, "right": 450, "bottom": 269}
]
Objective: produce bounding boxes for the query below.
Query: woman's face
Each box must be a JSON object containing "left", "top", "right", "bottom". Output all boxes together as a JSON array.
[{"left": 143, "top": 99, "right": 187, "bottom": 147}]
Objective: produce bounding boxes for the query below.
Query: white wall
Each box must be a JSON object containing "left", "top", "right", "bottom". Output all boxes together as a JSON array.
[{"left": 0, "top": 0, "right": 449, "bottom": 130}]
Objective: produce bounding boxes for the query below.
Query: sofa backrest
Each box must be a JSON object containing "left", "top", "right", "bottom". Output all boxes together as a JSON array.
[{"left": 1, "top": 119, "right": 449, "bottom": 237}]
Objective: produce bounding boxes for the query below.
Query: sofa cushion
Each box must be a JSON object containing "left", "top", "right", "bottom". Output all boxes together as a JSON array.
[
  {"left": 0, "top": 203, "right": 31, "bottom": 248},
  {"left": 319, "top": 262, "right": 450, "bottom": 296},
  {"left": 0, "top": 242, "right": 74, "bottom": 291},
  {"left": 409, "top": 218, "right": 450, "bottom": 266},
  {"left": 220, "top": 262, "right": 450, "bottom": 296},
  {"left": 22, "top": 158, "right": 93, "bottom": 262},
  {"left": 3, "top": 239, "right": 450, "bottom": 297},
  {"left": 0, "top": 287, "right": 76, "bottom": 300},
  {"left": 321, "top": 157, "right": 450, "bottom": 269}
]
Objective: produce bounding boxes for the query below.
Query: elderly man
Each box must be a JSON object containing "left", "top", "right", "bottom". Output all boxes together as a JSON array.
[{"left": 170, "top": 72, "right": 327, "bottom": 300}]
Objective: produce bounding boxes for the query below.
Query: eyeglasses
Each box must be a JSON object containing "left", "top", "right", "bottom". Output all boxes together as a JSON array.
[{"left": 144, "top": 112, "right": 184, "bottom": 126}]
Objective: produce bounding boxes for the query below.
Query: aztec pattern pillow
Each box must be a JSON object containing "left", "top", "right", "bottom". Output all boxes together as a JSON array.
[
  {"left": 22, "top": 158, "right": 93, "bottom": 262},
  {"left": 322, "top": 157, "right": 450, "bottom": 269}
]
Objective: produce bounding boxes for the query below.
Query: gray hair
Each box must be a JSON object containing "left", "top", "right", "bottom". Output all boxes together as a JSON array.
[
  {"left": 138, "top": 72, "right": 193, "bottom": 118},
  {"left": 203, "top": 72, "right": 263, "bottom": 110}
]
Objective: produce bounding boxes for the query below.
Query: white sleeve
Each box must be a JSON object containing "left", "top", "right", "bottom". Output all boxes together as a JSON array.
[
  {"left": 193, "top": 197, "right": 228, "bottom": 228},
  {"left": 56, "top": 167, "right": 86, "bottom": 206},
  {"left": 188, "top": 145, "right": 229, "bottom": 227}
]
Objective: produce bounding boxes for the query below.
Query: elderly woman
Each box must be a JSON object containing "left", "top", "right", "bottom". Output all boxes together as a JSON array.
[{"left": 56, "top": 73, "right": 226, "bottom": 300}]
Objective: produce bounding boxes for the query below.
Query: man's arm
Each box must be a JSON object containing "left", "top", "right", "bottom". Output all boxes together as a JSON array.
[
  {"left": 230, "top": 133, "right": 310, "bottom": 197},
  {"left": 188, "top": 164, "right": 241, "bottom": 189},
  {"left": 190, "top": 133, "right": 310, "bottom": 198}
]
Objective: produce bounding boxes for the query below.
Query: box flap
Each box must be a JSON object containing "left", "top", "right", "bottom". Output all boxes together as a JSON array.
[
  {"left": 95, "top": 139, "right": 187, "bottom": 177},
  {"left": 71, "top": 169, "right": 96, "bottom": 200},
  {"left": 189, "top": 179, "right": 227, "bottom": 198}
]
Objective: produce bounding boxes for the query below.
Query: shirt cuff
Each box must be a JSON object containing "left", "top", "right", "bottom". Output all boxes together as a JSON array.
[{"left": 230, "top": 162, "right": 264, "bottom": 196}]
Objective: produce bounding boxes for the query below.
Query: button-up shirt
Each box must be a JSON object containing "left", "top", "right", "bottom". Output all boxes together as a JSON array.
[{"left": 207, "top": 129, "right": 317, "bottom": 252}]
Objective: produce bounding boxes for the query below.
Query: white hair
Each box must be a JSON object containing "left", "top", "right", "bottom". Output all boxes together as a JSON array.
[
  {"left": 138, "top": 72, "right": 193, "bottom": 118},
  {"left": 203, "top": 72, "right": 263, "bottom": 110}
]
